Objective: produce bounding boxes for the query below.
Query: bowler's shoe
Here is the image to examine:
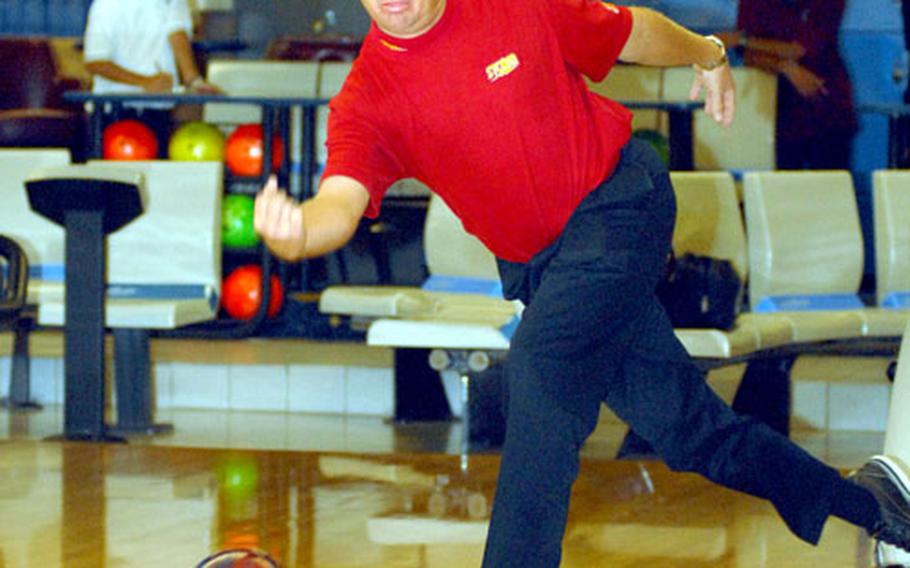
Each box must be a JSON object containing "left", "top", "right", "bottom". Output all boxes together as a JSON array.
[
  {"left": 849, "top": 455, "right": 910, "bottom": 563},
  {"left": 875, "top": 542, "right": 910, "bottom": 568}
]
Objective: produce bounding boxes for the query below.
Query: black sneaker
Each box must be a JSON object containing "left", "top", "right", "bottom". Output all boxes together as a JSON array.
[{"left": 849, "top": 455, "right": 910, "bottom": 557}]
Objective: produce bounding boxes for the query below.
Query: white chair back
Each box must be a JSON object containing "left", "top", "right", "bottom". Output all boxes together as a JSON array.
[
  {"left": 0, "top": 149, "right": 72, "bottom": 272},
  {"left": 87, "top": 160, "right": 223, "bottom": 293},
  {"left": 663, "top": 66, "right": 777, "bottom": 171},
  {"left": 670, "top": 171, "right": 747, "bottom": 279},
  {"left": 203, "top": 60, "right": 320, "bottom": 126},
  {"left": 873, "top": 170, "right": 910, "bottom": 305},
  {"left": 587, "top": 64, "right": 663, "bottom": 133},
  {"left": 743, "top": 170, "right": 864, "bottom": 308},
  {"left": 423, "top": 194, "right": 499, "bottom": 280}
]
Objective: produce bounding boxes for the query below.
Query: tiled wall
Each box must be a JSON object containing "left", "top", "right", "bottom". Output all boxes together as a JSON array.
[
  {"left": 0, "top": 356, "right": 395, "bottom": 417},
  {"left": 0, "top": 355, "right": 895, "bottom": 430}
]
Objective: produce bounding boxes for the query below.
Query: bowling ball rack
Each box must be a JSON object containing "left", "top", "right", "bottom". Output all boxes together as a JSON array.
[{"left": 64, "top": 91, "right": 330, "bottom": 339}]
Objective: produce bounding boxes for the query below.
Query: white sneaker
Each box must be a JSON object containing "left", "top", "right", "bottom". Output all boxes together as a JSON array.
[{"left": 877, "top": 541, "right": 910, "bottom": 567}]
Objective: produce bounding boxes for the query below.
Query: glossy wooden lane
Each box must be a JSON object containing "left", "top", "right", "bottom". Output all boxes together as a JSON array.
[{"left": 0, "top": 440, "right": 875, "bottom": 567}]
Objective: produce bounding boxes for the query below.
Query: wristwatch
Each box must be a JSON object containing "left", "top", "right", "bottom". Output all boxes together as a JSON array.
[{"left": 698, "top": 35, "right": 729, "bottom": 71}]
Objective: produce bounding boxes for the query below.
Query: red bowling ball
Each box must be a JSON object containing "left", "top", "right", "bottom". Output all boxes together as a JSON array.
[
  {"left": 221, "top": 265, "right": 284, "bottom": 320},
  {"left": 102, "top": 119, "right": 158, "bottom": 160},
  {"left": 225, "top": 124, "right": 285, "bottom": 177}
]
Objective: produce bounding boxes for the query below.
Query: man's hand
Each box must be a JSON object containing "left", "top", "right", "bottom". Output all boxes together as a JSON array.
[
  {"left": 254, "top": 176, "right": 307, "bottom": 262},
  {"left": 143, "top": 72, "right": 174, "bottom": 93},
  {"left": 781, "top": 60, "right": 827, "bottom": 99},
  {"left": 188, "top": 77, "right": 223, "bottom": 95},
  {"left": 689, "top": 63, "right": 736, "bottom": 127}
]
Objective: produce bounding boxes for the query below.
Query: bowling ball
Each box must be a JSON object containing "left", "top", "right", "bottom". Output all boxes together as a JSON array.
[
  {"left": 169, "top": 121, "right": 226, "bottom": 162},
  {"left": 225, "top": 124, "right": 285, "bottom": 177},
  {"left": 632, "top": 128, "right": 670, "bottom": 166},
  {"left": 221, "top": 265, "right": 283, "bottom": 320},
  {"left": 102, "top": 119, "right": 158, "bottom": 160},
  {"left": 222, "top": 194, "right": 260, "bottom": 248},
  {"left": 195, "top": 549, "right": 279, "bottom": 568}
]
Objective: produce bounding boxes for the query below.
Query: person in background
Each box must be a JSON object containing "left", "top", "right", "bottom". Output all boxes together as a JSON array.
[
  {"left": 720, "top": 0, "right": 857, "bottom": 170},
  {"left": 82, "top": 0, "right": 220, "bottom": 153},
  {"left": 255, "top": 0, "right": 910, "bottom": 566}
]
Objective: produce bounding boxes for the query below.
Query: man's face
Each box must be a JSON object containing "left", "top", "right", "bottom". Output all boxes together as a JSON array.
[{"left": 359, "top": 0, "right": 446, "bottom": 39}]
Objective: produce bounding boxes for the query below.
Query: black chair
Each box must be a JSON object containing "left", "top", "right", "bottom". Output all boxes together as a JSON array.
[
  {"left": 0, "top": 235, "right": 37, "bottom": 409},
  {"left": 0, "top": 38, "right": 85, "bottom": 159}
]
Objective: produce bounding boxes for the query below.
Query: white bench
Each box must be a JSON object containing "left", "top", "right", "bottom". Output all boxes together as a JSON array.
[
  {"left": 873, "top": 170, "right": 910, "bottom": 310},
  {"left": 0, "top": 151, "right": 222, "bottom": 436},
  {"left": 743, "top": 170, "right": 909, "bottom": 339}
]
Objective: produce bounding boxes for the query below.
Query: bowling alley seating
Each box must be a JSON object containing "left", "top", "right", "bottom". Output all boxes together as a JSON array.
[
  {"left": 0, "top": 233, "right": 31, "bottom": 408},
  {"left": 0, "top": 37, "right": 85, "bottom": 157},
  {"left": 872, "top": 170, "right": 910, "bottom": 310},
  {"left": 202, "top": 60, "right": 320, "bottom": 127},
  {"left": 319, "top": 172, "right": 793, "bottom": 451},
  {"left": 319, "top": 191, "right": 518, "bottom": 349},
  {"left": 742, "top": 170, "right": 909, "bottom": 339},
  {"left": 586, "top": 65, "right": 778, "bottom": 173},
  {"left": 0, "top": 150, "right": 223, "bottom": 434},
  {"left": 662, "top": 66, "right": 777, "bottom": 172},
  {"left": 0, "top": 149, "right": 72, "bottom": 407},
  {"left": 586, "top": 64, "right": 664, "bottom": 133},
  {"left": 322, "top": 171, "right": 794, "bottom": 363},
  {"left": 667, "top": 172, "right": 793, "bottom": 358}
]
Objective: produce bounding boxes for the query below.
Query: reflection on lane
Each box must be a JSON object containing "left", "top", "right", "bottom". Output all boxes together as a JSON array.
[{"left": 0, "top": 442, "right": 868, "bottom": 567}]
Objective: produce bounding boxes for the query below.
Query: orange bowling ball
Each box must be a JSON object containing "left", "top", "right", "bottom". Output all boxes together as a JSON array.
[
  {"left": 102, "top": 119, "right": 158, "bottom": 160},
  {"left": 225, "top": 124, "right": 285, "bottom": 177},
  {"left": 221, "top": 265, "right": 284, "bottom": 320}
]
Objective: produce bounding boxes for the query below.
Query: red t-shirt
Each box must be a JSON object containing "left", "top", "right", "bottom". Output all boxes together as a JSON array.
[{"left": 322, "top": 0, "right": 634, "bottom": 262}]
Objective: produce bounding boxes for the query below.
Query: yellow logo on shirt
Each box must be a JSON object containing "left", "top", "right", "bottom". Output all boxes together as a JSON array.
[{"left": 485, "top": 53, "right": 520, "bottom": 83}]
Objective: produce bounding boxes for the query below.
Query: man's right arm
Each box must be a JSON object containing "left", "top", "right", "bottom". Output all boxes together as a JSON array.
[
  {"left": 84, "top": 60, "right": 174, "bottom": 92},
  {"left": 254, "top": 175, "right": 370, "bottom": 263}
]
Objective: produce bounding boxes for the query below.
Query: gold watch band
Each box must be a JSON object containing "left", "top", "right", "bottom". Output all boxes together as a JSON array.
[{"left": 698, "top": 34, "right": 729, "bottom": 71}]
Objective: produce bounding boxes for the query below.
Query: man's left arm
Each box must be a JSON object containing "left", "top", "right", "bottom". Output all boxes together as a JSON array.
[
  {"left": 619, "top": 7, "right": 735, "bottom": 127},
  {"left": 168, "top": 30, "right": 221, "bottom": 94}
]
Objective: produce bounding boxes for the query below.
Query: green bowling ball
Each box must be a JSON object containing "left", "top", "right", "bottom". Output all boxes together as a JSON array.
[
  {"left": 632, "top": 128, "right": 670, "bottom": 166},
  {"left": 221, "top": 194, "right": 260, "bottom": 248},
  {"left": 168, "top": 121, "right": 226, "bottom": 162}
]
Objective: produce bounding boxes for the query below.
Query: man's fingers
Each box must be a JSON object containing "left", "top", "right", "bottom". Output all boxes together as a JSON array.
[
  {"left": 722, "top": 89, "right": 736, "bottom": 126},
  {"left": 710, "top": 88, "right": 724, "bottom": 123},
  {"left": 264, "top": 192, "right": 289, "bottom": 237},
  {"left": 277, "top": 195, "right": 294, "bottom": 240},
  {"left": 290, "top": 206, "right": 304, "bottom": 240},
  {"left": 688, "top": 74, "right": 703, "bottom": 102},
  {"left": 254, "top": 175, "right": 281, "bottom": 231},
  {"left": 254, "top": 180, "right": 295, "bottom": 237}
]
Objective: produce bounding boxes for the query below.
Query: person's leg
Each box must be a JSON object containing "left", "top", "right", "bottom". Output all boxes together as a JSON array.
[
  {"left": 481, "top": 138, "right": 892, "bottom": 568},
  {"left": 482, "top": 139, "right": 684, "bottom": 567},
  {"left": 607, "top": 300, "right": 844, "bottom": 542}
]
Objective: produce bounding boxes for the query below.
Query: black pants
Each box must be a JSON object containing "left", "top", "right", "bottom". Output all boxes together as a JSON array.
[{"left": 481, "top": 138, "right": 845, "bottom": 567}]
